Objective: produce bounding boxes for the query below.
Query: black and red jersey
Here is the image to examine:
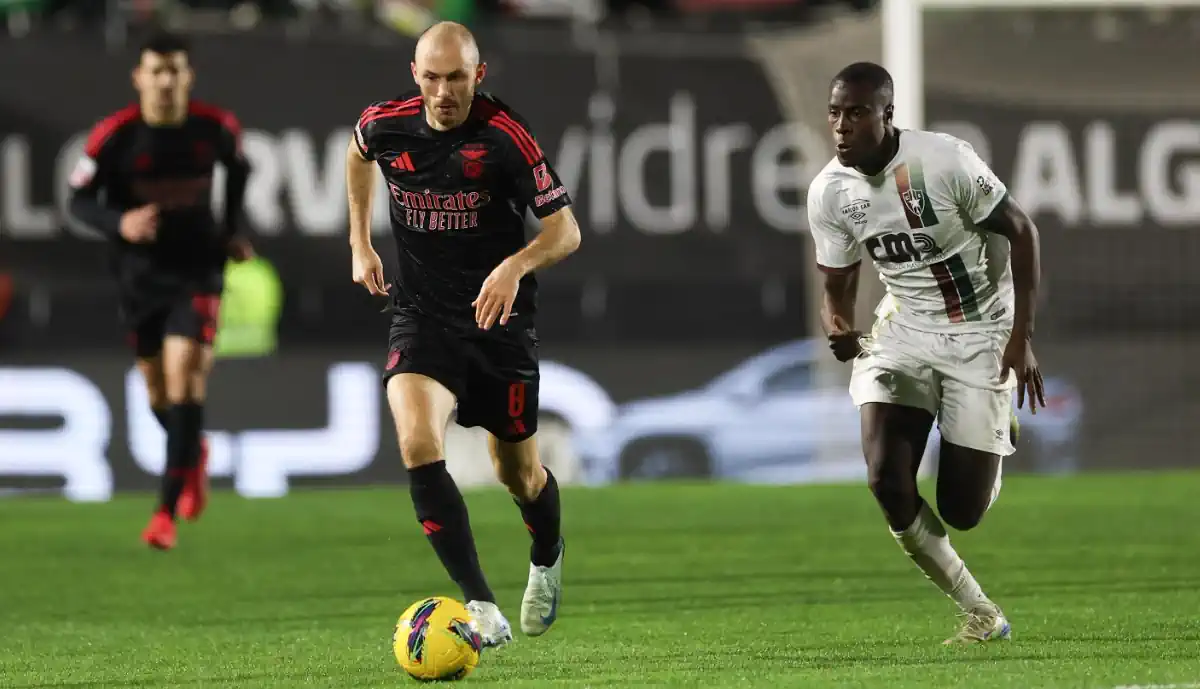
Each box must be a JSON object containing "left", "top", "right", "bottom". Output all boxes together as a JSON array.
[
  {"left": 354, "top": 91, "right": 572, "bottom": 332},
  {"left": 67, "top": 101, "right": 251, "bottom": 286}
]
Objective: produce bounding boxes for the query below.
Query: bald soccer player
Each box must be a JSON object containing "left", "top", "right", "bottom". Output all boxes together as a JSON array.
[{"left": 345, "top": 22, "right": 580, "bottom": 647}]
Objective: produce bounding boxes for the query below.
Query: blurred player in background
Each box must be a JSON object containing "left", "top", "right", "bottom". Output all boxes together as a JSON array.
[
  {"left": 345, "top": 22, "right": 580, "bottom": 646},
  {"left": 806, "top": 62, "right": 1045, "bottom": 643},
  {"left": 67, "top": 32, "right": 254, "bottom": 551}
]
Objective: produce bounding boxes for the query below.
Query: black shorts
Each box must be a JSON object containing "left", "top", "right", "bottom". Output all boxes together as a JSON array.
[
  {"left": 123, "top": 291, "right": 222, "bottom": 359},
  {"left": 384, "top": 312, "right": 540, "bottom": 442}
]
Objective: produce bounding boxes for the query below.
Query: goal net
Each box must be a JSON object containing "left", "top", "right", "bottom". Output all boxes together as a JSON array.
[{"left": 885, "top": 0, "right": 1200, "bottom": 469}]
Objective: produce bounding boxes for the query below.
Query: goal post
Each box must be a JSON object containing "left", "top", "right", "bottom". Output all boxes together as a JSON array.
[{"left": 882, "top": 0, "right": 1200, "bottom": 130}]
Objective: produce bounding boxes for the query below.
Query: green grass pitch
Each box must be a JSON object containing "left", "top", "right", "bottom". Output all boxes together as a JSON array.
[{"left": 2, "top": 472, "right": 1199, "bottom": 688}]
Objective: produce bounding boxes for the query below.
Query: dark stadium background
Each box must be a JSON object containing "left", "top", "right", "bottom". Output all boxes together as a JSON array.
[{"left": 1, "top": 1, "right": 1196, "bottom": 492}]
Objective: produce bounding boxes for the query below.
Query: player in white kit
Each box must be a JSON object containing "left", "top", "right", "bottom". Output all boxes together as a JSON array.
[{"left": 806, "top": 63, "right": 1046, "bottom": 644}]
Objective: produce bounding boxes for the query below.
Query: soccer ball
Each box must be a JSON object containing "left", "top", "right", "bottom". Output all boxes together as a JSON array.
[{"left": 393, "top": 596, "right": 483, "bottom": 681}]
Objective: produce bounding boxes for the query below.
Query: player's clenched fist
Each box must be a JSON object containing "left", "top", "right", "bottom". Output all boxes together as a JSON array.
[
  {"left": 827, "top": 314, "right": 864, "bottom": 362},
  {"left": 119, "top": 204, "right": 158, "bottom": 243},
  {"left": 352, "top": 246, "right": 391, "bottom": 296}
]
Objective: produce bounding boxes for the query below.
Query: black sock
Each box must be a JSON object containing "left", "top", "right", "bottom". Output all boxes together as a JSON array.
[
  {"left": 152, "top": 407, "right": 169, "bottom": 432},
  {"left": 178, "top": 402, "right": 205, "bottom": 469},
  {"left": 158, "top": 405, "right": 187, "bottom": 516},
  {"left": 157, "top": 402, "right": 205, "bottom": 515},
  {"left": 516, "top": 467, "right": 562, "bottom": 567},
  {"left": 408, "top": 461, "right": 494, "bottom": 603}
]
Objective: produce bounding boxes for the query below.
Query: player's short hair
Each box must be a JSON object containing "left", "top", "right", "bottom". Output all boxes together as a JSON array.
[
  {"left": 139, "top": 31, "right": 190, "bottom": 59},
  {"left": 831, "top": 62, "right": 894, "bottom": 104}
]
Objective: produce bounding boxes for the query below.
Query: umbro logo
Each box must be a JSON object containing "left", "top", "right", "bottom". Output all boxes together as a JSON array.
[
  {"left": 840, "top": 199, "right": 870, "bottom": 226},
  {"left": 389, "top": 152, "right": 415, "bottom": 172}
]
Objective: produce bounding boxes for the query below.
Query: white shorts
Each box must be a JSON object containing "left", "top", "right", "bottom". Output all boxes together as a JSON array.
[{"left": 849, "top": 317, "right": 1017, "bottom": 457}]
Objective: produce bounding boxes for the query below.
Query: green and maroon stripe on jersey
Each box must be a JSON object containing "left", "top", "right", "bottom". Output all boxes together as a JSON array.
[
  {"left": 894, "top": 161, "right": 940, "bottom": 230},
  {"left": 928, "top": 254, "right": 981, "bottom": 323}
]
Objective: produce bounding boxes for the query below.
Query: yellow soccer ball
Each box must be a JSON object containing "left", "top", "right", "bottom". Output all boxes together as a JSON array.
[{"left": 393, "top": 596, "right": 482, "bottom": 681}]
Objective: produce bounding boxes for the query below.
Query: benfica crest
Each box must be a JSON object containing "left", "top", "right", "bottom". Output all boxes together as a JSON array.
[{"left": 460, "top": 144, "right": 489, "bottom": 179}]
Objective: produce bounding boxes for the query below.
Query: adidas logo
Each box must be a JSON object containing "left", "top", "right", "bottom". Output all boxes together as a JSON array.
[{"left": 389, "top": 152, "right": 415, "bottom": 172}]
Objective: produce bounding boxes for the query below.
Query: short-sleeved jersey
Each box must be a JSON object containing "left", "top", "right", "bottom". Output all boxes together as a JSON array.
[
  {"left": 806, "top": 130, "right": 1014, "bottom": 334},
  {"left": 354, "top": 91, "right": 572, "bottom": 332},
  {"left": 69, "top": 101, "right": 247, "bottom": 281}
]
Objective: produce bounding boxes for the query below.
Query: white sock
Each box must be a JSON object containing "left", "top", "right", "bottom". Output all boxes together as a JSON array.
[
  {"left": 987, "top": 459, "right": 1003, "bottom": 512},
  {"left": 892, "top": 502, "right": 991, "bottom": 612}
]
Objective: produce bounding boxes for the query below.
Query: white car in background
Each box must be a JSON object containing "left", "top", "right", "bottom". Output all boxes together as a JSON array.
[{"left": 574, "top": 339, "right": 1084, "bottom": 486}]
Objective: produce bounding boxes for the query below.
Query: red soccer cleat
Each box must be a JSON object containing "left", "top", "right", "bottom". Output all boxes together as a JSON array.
[
  {"left": 177, "top": 437, "right": 210, "bottom": 522},
  {"left": 141, "top": 511, "right": 176, "bottom": 550}
]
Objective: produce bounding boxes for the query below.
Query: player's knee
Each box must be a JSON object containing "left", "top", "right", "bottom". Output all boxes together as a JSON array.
[
  {"left": 186, "top": 371, "right": 209, "bottom": 402},
  {"left": 398, "top": 431, "right": 444, "bottom": 469},
  {"left": 136, "top": 361, "right": 168, "bottom": 408},
  {"left": 489, "top": 436, "right": 543, "bottom": 501},
  {"left": 938, "top": 497, "right": 986, "bottom": 532},
  {"left": 514, "top": 463, "right": 545, "bottom": 502},
  {"left": 937, "top": 485, "right": 988, "bottom": 531},
  {"left": 866, "top": 459, "right": 920, "bottom": 530},
  {"left": 163, "top": 379, "right": 190, "bottom": 405},
  {"left": 496, "top": 463, "right": 543, "bottom": 502},
  {"left": 867, "top": 468, "right": 910, "bottom": 511},
  {"left": 862, "top": 437, "right": 903, "bottom": 503}
]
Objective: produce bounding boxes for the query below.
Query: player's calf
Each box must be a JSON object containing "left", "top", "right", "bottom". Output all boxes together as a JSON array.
[
  {"left": 935, "top": 443, "right": 1002, "bottom": 532},
  {"left": 488, "top": 434, "right": 564, "bottom": 636},
  {"left": 487, "top": 434, "right": 562, "bottom": 566},
  {"left": 156, "top": 337, "right": 211, "bottom": 522},
  {"left": 135, "top": 356, "right": 170, "bottom": 431},
  {"left": 390, "top": 374, "right": 498, "bottom": 607}
]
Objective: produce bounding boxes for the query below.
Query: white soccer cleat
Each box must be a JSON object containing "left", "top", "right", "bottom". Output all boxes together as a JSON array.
[
  {"left": 944, "top": 602, "right": 1012, "bottom": 644},
  {"left": 465, "top": 600, "right": 513, "bottom": 649},
  {"left": 520, "top": 540, "right": 564, "bottom": 636}
]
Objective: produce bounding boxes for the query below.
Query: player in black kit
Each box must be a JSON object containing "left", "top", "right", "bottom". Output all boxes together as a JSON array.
[
  {"left": 66, "top": 33, "right": 253, "bottom": 551},
  {"left": 345, "top": 22, "right": 581, "bottom": 647}
]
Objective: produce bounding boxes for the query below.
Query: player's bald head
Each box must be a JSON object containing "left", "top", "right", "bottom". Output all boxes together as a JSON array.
[
  {"left": 415, "top": 21, "right": 480, "bottom": 69},
  {"left": 412, "top": 21, "right": 486, "bottom": 130}
]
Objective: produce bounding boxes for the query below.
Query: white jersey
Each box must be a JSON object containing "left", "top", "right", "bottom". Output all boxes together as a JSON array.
[{"left": 807, "top": 130, "right": 1014, "bottom": 334}]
